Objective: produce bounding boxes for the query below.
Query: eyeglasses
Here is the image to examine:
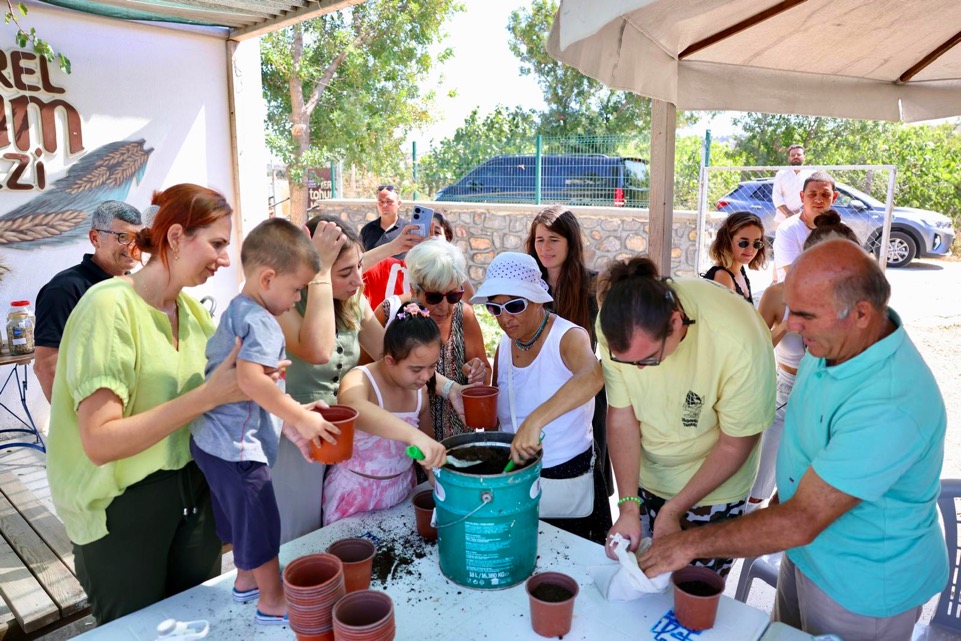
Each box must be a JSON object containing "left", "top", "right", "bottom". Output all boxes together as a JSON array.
[
  {"left": 609, "top": 336, "right": 667, "bottom": 368},
  {"left": 422, "top": 289, "right": 464, "bottom": 305},
  {"left": 737, "top": 239, "right": 765, "bottom": 250},
  {"left": 377, "top": 185, "right": 396, "bottom": 193},
  {"left": 96, "top": 229, "right": 135, "bottom": 245},
  {"left": 485, "top": 298, "right": 529, "bottom": 317}
]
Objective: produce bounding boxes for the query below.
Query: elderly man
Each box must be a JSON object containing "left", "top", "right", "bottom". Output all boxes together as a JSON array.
[
  {"left": 772, "top": 144, "right": 812, "bottom": 228},
  {"left": 772, "top": 170, "right": 839, "bottom": 281},
  {"left": 360, "top": 184, "right": 409, "bottom": 250},
  {"left": 34, "top": 201, "right": 143, "bottom": 402},
  {"left": 639, "top": 239, "right": 948, "bottom": 641}
]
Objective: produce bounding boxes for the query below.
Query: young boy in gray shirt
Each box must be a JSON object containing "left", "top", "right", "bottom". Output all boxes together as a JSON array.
[{"left": 190, "top": 218, "right": 338, "bottom": 626}]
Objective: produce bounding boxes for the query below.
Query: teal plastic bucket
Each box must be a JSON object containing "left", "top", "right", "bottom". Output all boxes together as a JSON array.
[{"left": 434, "top": 432, "right": 542, "bottom": 590}]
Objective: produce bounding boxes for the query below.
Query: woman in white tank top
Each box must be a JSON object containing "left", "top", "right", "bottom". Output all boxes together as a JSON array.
[{"left": 470, "top": 253, "right": 613, "bottom": 544}]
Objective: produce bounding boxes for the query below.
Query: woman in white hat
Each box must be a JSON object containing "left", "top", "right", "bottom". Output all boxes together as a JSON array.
[{"left": 471, "top": 252, "right": 612, "bottom": 543}]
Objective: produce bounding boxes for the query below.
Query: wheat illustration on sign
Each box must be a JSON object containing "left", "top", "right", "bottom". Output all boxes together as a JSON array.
[{"left": 0, "top": 140, "right": 152, "bottom": 248}]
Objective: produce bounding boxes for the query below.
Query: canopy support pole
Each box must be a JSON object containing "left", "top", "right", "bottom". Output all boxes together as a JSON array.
[{"left": 648, "top": 99, "right": 676, "bottom": 275}]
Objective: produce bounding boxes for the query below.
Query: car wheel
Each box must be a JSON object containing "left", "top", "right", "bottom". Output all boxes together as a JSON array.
[{"left": 885, "top": 231, "right": 917, "bottom": 268}]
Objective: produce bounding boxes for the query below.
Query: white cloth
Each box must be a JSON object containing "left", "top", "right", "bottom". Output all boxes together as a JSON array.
[
  {"left": 772, "top": 168, "right": 813, "bottom": 224},
  {"left": 773, "top": 214, "right": 814, "bottom": 282},
  {"left": 591, "top": 534, "right": 671, "bottom": 600},
  {"left": 496, "top": 315, "right": 593, "bottom": 468}
]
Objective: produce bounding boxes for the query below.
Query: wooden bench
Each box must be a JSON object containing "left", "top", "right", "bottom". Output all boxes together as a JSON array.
[{"left": 0, "top": 471, "right": 89, "bottom": 639}]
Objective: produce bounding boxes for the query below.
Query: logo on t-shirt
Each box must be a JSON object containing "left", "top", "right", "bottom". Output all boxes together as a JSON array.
[{"left": 682, "top": 390, "right": 703, "bottom": 429}]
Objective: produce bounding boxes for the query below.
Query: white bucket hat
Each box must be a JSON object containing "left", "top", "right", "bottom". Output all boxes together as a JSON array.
[{"left": 469, "top": 252, "right": 553, "bottom": 305}]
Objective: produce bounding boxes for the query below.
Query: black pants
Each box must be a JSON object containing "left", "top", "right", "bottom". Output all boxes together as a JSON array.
[{"left": 74, "top": 462, "right": 222, "bottom": 624}]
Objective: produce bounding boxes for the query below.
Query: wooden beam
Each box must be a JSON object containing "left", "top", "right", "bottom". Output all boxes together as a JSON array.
[
  {"left": 0, "top": 597, "right": 14, "bottom": 639},
  {"left": 679, "top": 0, "right": 808, "bottom": 60},
  {"left": 0, "top": 533, "right": 58, "bottom": 633},
  {"left": 899, "top": 29, "right": 961, "bottom": 83},
  {"left": 230, "top": 0, "right": 366, "bottom": 41},
  {"left": 66, "top": 0, "right": 253, "bottom": 28},
  {"left": 648, "top": 99, "right": 676, "bottom": 275},
  {"left": 0, "top": 473, "right": 74, "bottom": 574}
]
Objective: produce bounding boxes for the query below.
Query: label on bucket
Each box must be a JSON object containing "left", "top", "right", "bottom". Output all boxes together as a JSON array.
[
  {"left": 464, "top": 520, "right": 514, "bottom": 585},
  {"left": 529, "top": 478, "right": 541, "bottom": 500},
  {"left": 434, "top": 480, "right": 446, "bottom": 502}
]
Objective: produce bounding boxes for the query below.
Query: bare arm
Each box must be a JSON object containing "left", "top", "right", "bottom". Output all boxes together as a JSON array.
[
  {"left": 34, "top": 346, "right": 57, "bottom": 403},
  {"left": 361, "top": 225, "right": 422, "bottom": 271},
  {"left": 235, "top": 360, "right": 337, "bottom": 445},
  {"left": 638, "top": 468, "right": 860, "bottom": 576},
  {"left": 77, "top": 341, "right": 247, "bottom": 465},
  {"left": 337, "top": 368, "right": 446, "bottom": 468},
  {"left": 652, "top": 430, "right": 760, "bottom": 539},
  {"left": 605, "top": 404, "right": 644, "bottom": 558},
  {"left": 357, "top": 299, "right": 386, "bottom": 361},
  {"left": 461, "top": 305, "right": 492, "bottom": 385},
  {"left": 757, "top": 283, "right": 788, "bottom": 347},
  {"left": 510, "top": 326, "right": 603, "bottom": 463}
]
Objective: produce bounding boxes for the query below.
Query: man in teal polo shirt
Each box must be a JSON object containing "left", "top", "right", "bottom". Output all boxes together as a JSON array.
[{"left": 637, "top": 239, "right": 947, "bottom": 641}]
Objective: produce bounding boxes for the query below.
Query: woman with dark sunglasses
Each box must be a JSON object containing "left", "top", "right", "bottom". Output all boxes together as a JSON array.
[
  {"left": 702, "top": 212, "right": 767, "bottom": 303},
  {"left": 373, "top": 240, "right": 490, "bottom": 441},
  {"left": 472, "top": 252, "right": 612, "bottom": 545},
  {"left": 597, "top": 256, "right": 776, "bottom": 576}
]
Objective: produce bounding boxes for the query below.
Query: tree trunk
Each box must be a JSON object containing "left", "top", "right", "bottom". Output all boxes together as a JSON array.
[{"left": 287, "top": 25, "right": 310, "bottom": 227}]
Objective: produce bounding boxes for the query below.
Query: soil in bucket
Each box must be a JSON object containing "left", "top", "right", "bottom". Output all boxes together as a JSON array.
[
  {"left": 526, "top": 572, "right": 579, "bottom": 638},
  {"left": 672, "top": 566, "right": 725, "bottom": 631},
  {"left": 309, "top": 405, "right": 357, "bottom": 463},
  {"left": 444, "top": 445, "right": 531, "bottom": 474},
  {"left": 461, "top": 385, "right": 499, "bottom": 431}
]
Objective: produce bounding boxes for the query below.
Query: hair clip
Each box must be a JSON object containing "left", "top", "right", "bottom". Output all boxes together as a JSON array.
[{"left": 398, "top": 303, "right": 430, "bottom": 320}]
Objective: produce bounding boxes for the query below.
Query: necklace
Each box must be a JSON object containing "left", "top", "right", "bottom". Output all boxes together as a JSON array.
[{"left": 514, "top": 310, "right": 550, "bottom": 351}]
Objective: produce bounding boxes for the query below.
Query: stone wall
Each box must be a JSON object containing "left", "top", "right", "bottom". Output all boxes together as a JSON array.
[{"left": 310, "top": 200, "right": 702, "bottom": 281}]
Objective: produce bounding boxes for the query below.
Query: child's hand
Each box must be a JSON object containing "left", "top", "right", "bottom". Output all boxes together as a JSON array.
[
  {"left": 410, "top": 432, "right": 446, "bottom": 469},
  {"left": 295, "top": 410, "right": 341, "bottom": 448}
]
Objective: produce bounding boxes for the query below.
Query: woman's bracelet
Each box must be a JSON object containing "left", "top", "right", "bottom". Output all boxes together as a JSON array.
[
  {"left": 439, "top": 379, "right": 456, "bottom": 399},
  {"left": 308, "top": 280, "right": 331, "bottom": 286},
  {"left": 617, "top": 496, "right": 642, "bottom": 507}
]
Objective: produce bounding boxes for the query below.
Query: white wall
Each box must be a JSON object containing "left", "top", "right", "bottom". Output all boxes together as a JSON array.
[{"left": 0, "top": 4, "right": 267, "bottom": 429}]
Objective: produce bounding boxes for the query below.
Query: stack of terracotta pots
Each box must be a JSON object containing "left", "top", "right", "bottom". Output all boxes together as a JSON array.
[
  {"left": 283, "top": 553, "right": 346, "bottom": 641},
  {"left": 332, "top": 590, "right": 395, "bottom": 641}
]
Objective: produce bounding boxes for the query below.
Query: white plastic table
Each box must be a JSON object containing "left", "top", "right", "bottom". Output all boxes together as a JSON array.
[{"left": 75, "top": 488, "right": 789, "bottom": 641}]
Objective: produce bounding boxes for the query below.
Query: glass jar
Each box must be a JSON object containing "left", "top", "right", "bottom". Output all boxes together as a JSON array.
[{"left": 6, "top": 301, "right": 35, "bottom": 356}]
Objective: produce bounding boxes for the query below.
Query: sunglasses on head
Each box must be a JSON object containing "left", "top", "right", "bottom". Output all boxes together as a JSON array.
[
  {"left": 377, "top": 184, "right": 396, "bottom": 193},
  {"left": 738, "top": 239, "right": 765, "bottom": 250},
  {"left": 485, "top": 298, "right": 529, "bottom": 317},
  {"left": 422, "top": 289, "right": 464, "bottom": 305}
]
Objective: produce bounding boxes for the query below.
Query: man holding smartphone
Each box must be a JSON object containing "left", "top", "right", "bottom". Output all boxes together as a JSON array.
[{"left": 361, "top": 184, "right": 410, "bottom": 250}]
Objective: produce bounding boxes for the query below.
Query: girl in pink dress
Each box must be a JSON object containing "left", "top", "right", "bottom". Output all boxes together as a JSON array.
[{"left": 324, "top": 304, "right": 447, "bottom": 525}]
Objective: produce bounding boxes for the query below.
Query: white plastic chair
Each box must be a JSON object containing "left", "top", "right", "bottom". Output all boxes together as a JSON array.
[
  {"left": 931, "top": 479, "right": 961, "bottom": 633},
  {"left": 734, "top": 552, "right": 782, "bottom": 603}
]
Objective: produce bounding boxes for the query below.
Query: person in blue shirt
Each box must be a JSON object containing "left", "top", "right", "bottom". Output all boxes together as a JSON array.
[{"left": 637, "top": 238, "right": 948, "bottom": 641}]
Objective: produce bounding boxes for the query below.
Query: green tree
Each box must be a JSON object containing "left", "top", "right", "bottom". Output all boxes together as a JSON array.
[
  {"left": 3, "top": 2, "right": 70, "bottom": 72},
  {"left": 418, "top": 105, "right": 539, "bottom": 195},
  {"left": 262, "top": 0, "right": 462, "bottom": 225}
]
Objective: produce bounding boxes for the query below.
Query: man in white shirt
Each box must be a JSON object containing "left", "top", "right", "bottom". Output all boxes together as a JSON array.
[
  {"left": 773, "top": 171, "right": 838, "bottom": 281},
  {"left": 772, "top": 145, "right": 812, "bottom": 228}
]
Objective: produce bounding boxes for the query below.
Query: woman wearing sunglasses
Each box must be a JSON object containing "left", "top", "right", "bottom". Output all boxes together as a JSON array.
[
  {"left": 374, "top": 240, "right": 490, "bottom": 441},
  {"left": 472, "top": 252, "right": 612, "bottom": 544},
  {"left": 703, "top": 212, "right": 767, "bottom": 303},
  {"left": 597, "top": 256, "right": 776, "bottom": 576}
]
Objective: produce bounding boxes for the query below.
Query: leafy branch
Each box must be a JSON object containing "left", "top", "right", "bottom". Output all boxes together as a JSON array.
[{"left": 4, "top": 1, "right": 71, "bottom": 73}]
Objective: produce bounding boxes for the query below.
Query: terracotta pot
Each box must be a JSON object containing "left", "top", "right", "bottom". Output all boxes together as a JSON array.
[
  {"left": 309, "top": 405, "right": 358, "bottom": 463},
  {"left": 411, "top": 490, "right": 437, "bottom": 541},
  {"left": 332, "top": 590, "right": 395, "bottom": 641},
  {"left": 297, "top": 632, "right": 334, "bottom": 641},
  {"left": 326, "top": 538, "right": 376, "bottom": 593},
  {"left": 283, "top": 553, "right": 346, "bottom": 635},
  {"left": 672, "top": 566, "right": 725, "bottom": 631},
  {"left": 461, "top": 386, "right": 499, "bottom": 431},
  {"left": 526, "top": 572, "right": 578, "bottom": 638}
]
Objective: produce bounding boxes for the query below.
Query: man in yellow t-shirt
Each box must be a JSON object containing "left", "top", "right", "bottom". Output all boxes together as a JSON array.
[{"left": 597, "top": 257, "right": 775, "bottom": 575}]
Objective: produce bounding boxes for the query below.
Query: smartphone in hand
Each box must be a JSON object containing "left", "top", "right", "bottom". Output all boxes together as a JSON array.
[{"left": 411, "top": 205, "right": 434, "bottom": 237}]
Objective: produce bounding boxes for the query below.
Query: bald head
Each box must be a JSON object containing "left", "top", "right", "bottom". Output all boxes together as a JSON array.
[{"left": 790, "top": 239, "right": 890, "bottom": 317}]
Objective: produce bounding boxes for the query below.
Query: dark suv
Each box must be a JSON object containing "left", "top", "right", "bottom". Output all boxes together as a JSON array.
[
  {"left": 434, "top": 154, "right": 649, "bottom": 208},
  {"left": 716, "top": 179, "right": 955, "bottom": 268}
]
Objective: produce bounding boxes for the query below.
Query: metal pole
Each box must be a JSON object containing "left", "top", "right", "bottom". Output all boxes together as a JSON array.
[
  {"left": 878, "top": 168, "right": 897, "bottom": 273},
  {"left": 702, "top": 129, "right": 712, "bottom": 168},
  {"left": 535, "top": 135, "right": 543, "bottom": 205},
  {"left": 412, "top": 141, "right": 418, "bottom": 201},
  {"left": 330, "top": 161, "right": 338, "bottom": 199}
]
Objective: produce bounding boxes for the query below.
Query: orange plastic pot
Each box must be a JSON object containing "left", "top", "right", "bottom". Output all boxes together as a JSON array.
[
  {"left": 461, "top": 386, "right": 499, "bottom": 431},
  {"left": 526, "top": 572, "right": 578, "bottom": 638},
  {"left": 309, "top": 405, "right": 358, "bottom": 463},
  {"left": 672, "top": 566, "right": 725, "bottom": 631},
  {"left": 326, "top": 538, "right": 375, "bottom": 593},
  {"left": 411, "top": 490, "right": 437, "bottom": 541}
]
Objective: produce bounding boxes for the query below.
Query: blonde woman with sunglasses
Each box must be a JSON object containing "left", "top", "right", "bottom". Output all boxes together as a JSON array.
[
  {"left": 703, "top": 212, "right": 767, "bottom": 303},
  {"left": 373, "top": 240, "right": 490, "bottom": 441}
]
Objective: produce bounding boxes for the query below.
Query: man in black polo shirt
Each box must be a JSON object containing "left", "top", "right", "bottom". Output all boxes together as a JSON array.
[
  {"left": 360, "top": 184, "right": 409, "bottom": 250},
  {"left": 34, "top": 201, "right": 143, "bottom": 402}
]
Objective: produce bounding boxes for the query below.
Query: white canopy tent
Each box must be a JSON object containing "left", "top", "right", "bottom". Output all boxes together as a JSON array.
[{"left": 547, "top": 0, "right": 961, "bottom": 270}]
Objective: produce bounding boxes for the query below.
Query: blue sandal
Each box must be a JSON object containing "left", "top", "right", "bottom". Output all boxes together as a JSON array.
[
  {"left": 231, "top": 586, "right": 259, "bottom": 603},
  {"left": 255, "top": 610, "right": 289, "bottom": 626}
]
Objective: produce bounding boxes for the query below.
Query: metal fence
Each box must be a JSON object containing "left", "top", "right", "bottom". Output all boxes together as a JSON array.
[{"left": 695, "top": 165, "right": 898, "bottom": 281}]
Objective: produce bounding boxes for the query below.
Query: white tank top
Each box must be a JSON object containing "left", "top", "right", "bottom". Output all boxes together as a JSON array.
[
  {"left": 775, "top": 307, "right": 805, "bottom": 369},
  {"left": 495, "top": 315, "right": 593, "bottom": 468}
]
